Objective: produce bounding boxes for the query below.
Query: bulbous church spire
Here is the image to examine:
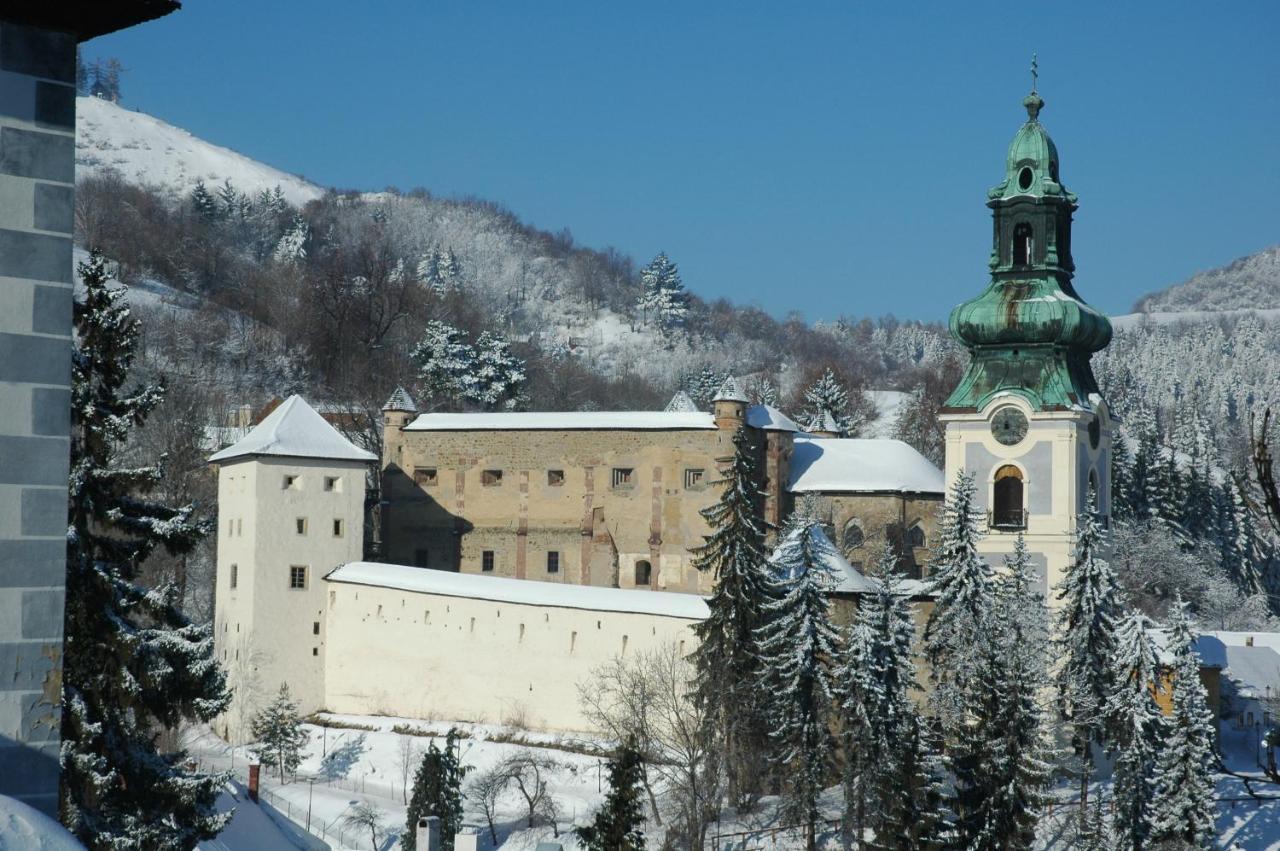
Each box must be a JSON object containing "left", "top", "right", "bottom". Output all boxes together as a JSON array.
[{"left": 944, "top": 83, "right": 1112, "bottom": 413}]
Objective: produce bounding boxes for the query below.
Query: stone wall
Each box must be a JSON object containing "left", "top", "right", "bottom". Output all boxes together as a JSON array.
[
  {"left": 0, "top": 20, "right": 76, "bottom": 815},
  {"left": 810, "top": 492, "right": 942, "bottom": 579}
]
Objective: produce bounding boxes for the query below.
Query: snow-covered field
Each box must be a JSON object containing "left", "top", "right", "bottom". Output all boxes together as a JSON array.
[{"left": 183, "top": 713, "right": 1280, "bottom": 851}]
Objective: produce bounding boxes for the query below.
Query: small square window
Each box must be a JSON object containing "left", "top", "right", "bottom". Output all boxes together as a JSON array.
[
  {"left": 414, "top": 467, "right": 438, "bottom": 487},
  {"left": 324, "top": 476, "right": 340, "bottom": 492},
  {"left": 482, "top": 551, "right": 495, "bottom": 572},
  {"left": 296, "top": 517, "right": 308, "bottom": 535},
  {"left": 283, "top": 475, "right": 298, "bottom": 490},
  {"left": 612, "top": 468, "right": 634, "bottom": 488},
  {"left": 482, "top": 469, "right": 503, "bottom": 486},
  {"left": 230, "top": 564, "right": 238, "bottom": 589},
  {"left": 684, "top": 468, "right": 705, "bottom": 489},
  {"left": 547, "top": 551, "right": 560, "bottom": 574},
  {"left": 333, "top": 519, "right": 344, "bottom": 537},
  {"left": 289, "top": 566, "right": 308, "bottom": 590},
  {"left": 547, "top": 469, "right": 565, "bottom": 486},
  {"left": 415, "top": 548, "right": 430, "bottom": 567}
]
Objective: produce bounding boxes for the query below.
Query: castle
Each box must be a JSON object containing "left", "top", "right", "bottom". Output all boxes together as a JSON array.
[{"left": 211, "top": 85, "right": 1112, "bottom": 737}]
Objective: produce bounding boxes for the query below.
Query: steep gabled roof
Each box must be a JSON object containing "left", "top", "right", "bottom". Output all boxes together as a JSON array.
[
  {"left": 746, "top": 404, "right": 801, "bottom": 432},
  {"left": 383, "top": 386, "right": 418, "bottom": 413},
  {"left": 788, "top": 436, "right": 944, "bottom": 495},
  {"left": 208, "top": 395, "right": 376, "bottom": 464}
]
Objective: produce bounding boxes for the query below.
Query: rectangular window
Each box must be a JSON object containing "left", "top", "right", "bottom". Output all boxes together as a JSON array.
[
  {"left": 313, "top": 621, "right": 320, "bottom": 635},
  {"left": 414, "top": 467, "right": 438, "bottom": 487},
  {"left": 289, "top": 566, "right": 308, "bottom": 590},
  {"left": 547, "top": 469, "right": 565, "bottom": 486},
  {"left": 283, "top": 474, "right": 298, "bottom": 490},
  {"left": 612, "top": 468, "right": 634, "bottom": 488},
  {"left": 236, "top": 518, "right": 242, "bottom": 536},
  {"left": 482, "top": 469, "right": 503, "bottom": 486},
  {"left": 312, "top": 647, "right": 318, "bottom": 657},
  {"left": 230, "top": 564, "right": 238, "bottom": 589},
  {"left": 324, "top": 476, "right": 340, "bottom": 492},
  {"left": 547, "top": 551, "right": 560, "bottom": 573},
  {"left": 332, "top": 519, "right": 344, "bottom": 537},
  {"left": 482, "top": 550, "right": 495, "bottom": 572},
  {"left": 415, "top": 548, "right": 430, "bottom": 567},
  {"left": 296, "top": 517, "right": 308, "bottom": 535},
  {"left": 684, "top": 468, "right": 705, "bottom": 489}
]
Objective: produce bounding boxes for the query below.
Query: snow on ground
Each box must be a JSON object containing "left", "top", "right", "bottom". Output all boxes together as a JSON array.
[
  {"left": 1110, "top": 308, "right": 1280, "bottom": 330},
  {"left": 863, "top": 389, "right": 907, "bottom": 439},
  {"left": 0, "top": 795, "right": 83, "bottom": 850},
  {"left": 199, "top": 782, "right": 325, "bottom": 851},
  {"left": 185, "top": 713, "right": 1280, "bottom": 850},
  {"left": 72, "top": 247, "right": 205, "bottom": 314},
  {"left": 76, "top": 96, "right": 323, "bottom": 206}
]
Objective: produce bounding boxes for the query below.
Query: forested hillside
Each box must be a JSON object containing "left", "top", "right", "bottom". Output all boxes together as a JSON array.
[{"left": 1132, "top": 244, "right": 1280, "bottom": 313}]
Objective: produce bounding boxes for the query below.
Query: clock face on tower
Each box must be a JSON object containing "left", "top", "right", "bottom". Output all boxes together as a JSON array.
[{"left": 991, "top": 407, "right": 1029, "bottom": 446}]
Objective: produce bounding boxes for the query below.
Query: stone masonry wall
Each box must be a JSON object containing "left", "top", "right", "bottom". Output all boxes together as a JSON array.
[{"left": 0, "top": 21, "right": 76, "bottom": 814}]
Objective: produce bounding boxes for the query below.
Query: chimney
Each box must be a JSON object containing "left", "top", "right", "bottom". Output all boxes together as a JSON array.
[{"left": 416, "top": 816, "right": 441, "bottom": 851}]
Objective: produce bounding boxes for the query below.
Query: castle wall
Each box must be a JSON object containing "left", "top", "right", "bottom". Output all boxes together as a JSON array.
[
  {"left": 322, "top": 573, "right": 703, "bottom": 732},
  {"left": 382, "top": 426, "right": 759, "bottom": 594},
  {"left": 810, "top": 492, "right": 942, "bottom": 579}
]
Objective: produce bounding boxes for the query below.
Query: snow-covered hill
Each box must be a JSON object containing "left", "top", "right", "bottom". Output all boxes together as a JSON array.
[
  {"left": 75, "top": 96, "right": 323, "bottom": 206},
  {"left": 1132, "top": 244, "right": 1280, "bottom": 314}
]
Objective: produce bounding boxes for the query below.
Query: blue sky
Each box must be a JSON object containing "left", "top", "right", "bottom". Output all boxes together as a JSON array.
[{"left": 93, "top": 2, "right": 1279, "bottom": 322}]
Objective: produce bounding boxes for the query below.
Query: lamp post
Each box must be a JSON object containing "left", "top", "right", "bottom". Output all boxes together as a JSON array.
[{"left": 307, "top": 778, "right": 315, "bottom": 832}]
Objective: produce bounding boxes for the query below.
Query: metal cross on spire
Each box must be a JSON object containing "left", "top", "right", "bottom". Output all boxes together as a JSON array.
[{"left": 1031, "top": 53, "right": 1039, "bottom": 93}]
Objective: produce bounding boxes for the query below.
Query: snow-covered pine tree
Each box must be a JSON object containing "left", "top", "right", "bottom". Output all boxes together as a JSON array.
[
  {"left": 801, "top": 368, "right": 852, "bottom": 437},
  {"left": 755, "top": 514, "right": 840, "bottom": 849},
  {"left": 922, "top": 469, "right": 993, "bottom": 729},
  {"left": 1111, "top": 429, "right": 1136, "bottom": 522},
  {"left": 579, "top": 736, "right": 647, "bottom": 851},
  {"left": 411, "top": 320, "right": 476, "bottom": 410},
  {"left": 190, "top": 179, "right": 218, "bottom": 222},
  {"left": 1149, "top": 598, "right": 1217, "bottom": 849},
  {"left": 1054, "top": 495, "right": 1120, "bottom": 822},
  {"left": 273, "top": 215, "right": 309, "bottom": 264},
  {"left": 61, "top": 250, "right": 230, "bottom": 850},
  {"left": 751, "top": 377, "right": 779, "bottom": 407},
  {"left": 684, "top": 367, "right": 728, "bottom": 408},
  {"left": 840, "top": 544, "right": 944, "bottom": 850},
  {"left": 689, "top": 426, "right": 772, "bottom": 809},
  {"left": 636, "top": 252, "right": 688, "bottom": 333},
  {"left": 469, "top": 331, "right": 527, "bottom": 410},
  {"left": 251, "top": 684, "right": 309, "bottom": 783},
  {"left": 404, "top": 729, "right": 467, "bottom": 851},
  {"left": 1106, "top": 609, "right": 1166, "bottom": 851}
]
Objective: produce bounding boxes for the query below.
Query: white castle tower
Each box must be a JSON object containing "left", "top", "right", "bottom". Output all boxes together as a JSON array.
[
  {"left": 940, "top": 88, "right": 1113, "bottom": 596},
  {"left": 209, "top": 396, "right": 376, "bottom": 739}
]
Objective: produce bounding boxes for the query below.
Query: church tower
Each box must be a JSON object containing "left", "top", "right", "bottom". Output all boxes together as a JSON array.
[{"left": 939, "top": 81, "right": 1113, "bottom": 597}]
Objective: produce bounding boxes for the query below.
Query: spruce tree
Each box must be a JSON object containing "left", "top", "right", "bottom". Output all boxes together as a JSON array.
[
  {"left": 1054, "top": 496, "right": 1120, "bottom": 822},
  {"left": 579, "top": 737, "right": 646, "bottom": 851},
  {"left": 755, "top": 515, "right": 840, "bottom": 849},
  {"left": 470, "top": 331, "right": 527, "bottom": 410},
  {"left": 690, "top": 426, "right": 772, "bottom": 809},
  {"left": 404, "top": 729, "right": 467, "bottom": 851},
  {"left": 412, "top": 320, "right": 476, "bottom": 409},
  {"left": 251, "top": 684, "right": 309, "bottom": 783},
  {"left": 61, "top": 250, "right": 230, "bottom": 850},
  {"left": 1149, "top": 599, "right": 1217, "bottom": 848},
  {"left": 190, "top": 179, "right": 219, "bottom": 222},
  {"left": 801, "top": 368, "right": 853, "bottom": 437},
  {"left": 922, "top": 469, "right": 993, "bottom": 729},
  {"left": 1106, "top": 610, "right": 1165, "bottom": 851},
  {"left": 636, "top": 251, "right": 688, "bottom": 333}
]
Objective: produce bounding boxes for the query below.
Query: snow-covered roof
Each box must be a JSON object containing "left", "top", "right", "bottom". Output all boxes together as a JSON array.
[
  {"left": 325, "top": 562, "right": 710, "bottom": 619},
  {"left": 1149, "top": 628, "right": 1229, "bottom": 670},
  {"left": 664, "top": 391, "right": 699, "bottom": 413},
  {"left": 746, "top": 404, "right": 801, "bottom": 432},
  {"left": 404, "top": 411, "right": 717, "bottom": 431},
  {"left": 769, "top": 524, "right": 877, "bottom": 594},
  {"left": 383, "top": 386, "right": 417, "bottom": 413},
  {"left": 208, "top": 395, "right": 377, "bottom": 464},
  {"left": 712, "top": 376, "right": 748, "bottom": 403},
  {"left": 788, "top": 436, "right": 944, "bottom": 495}
]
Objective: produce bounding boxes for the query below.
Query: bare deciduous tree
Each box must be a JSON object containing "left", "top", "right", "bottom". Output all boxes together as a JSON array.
[
  {"left": 341, "top": 801, "right": 387, "bottom": 851},
  {"left": 468, "top": 763, "right": 510, "bottom": 845}
]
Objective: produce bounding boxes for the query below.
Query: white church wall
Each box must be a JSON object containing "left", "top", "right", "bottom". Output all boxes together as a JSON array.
[{"left": 322, "top": 570, "right": 703, "bottom": 733}]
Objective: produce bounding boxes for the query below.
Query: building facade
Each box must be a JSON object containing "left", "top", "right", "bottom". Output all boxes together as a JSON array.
[{"left": 940, "top": 86, "right": 1113, "bottom": 598}]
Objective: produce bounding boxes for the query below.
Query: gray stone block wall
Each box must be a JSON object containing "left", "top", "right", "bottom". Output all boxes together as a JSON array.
[{"left": 0, "top": 20, "right": 74, "bottom": 816}]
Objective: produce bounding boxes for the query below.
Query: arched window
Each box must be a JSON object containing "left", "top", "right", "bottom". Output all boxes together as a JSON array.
[
  {"left": 906, "top": 524, "right": 926, "bottom": 549},
  {"left": 842, "top": 519, "right": 865, "bottom": 559},
  {"left": 1013, "top": 223, "right": 1033, "bottom": 267},
  {"left": 992, "top": 465, "right": 1026, "bottom": 529},
  {"left": 635, "top": 560, "right": 652, "bottom": 586}
]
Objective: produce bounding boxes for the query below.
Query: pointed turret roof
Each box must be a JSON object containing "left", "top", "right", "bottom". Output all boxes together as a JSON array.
[
  {"left": 805, "top": 410, "right": 841, "bottom": 436},
  {"left": 712, "top": 376, "right": 748, "bottom": 403},
  {"left": 208, "top": 395, "right": 377, "bottom": 464},
  {"left": 664, "top": 391, "right": 698, "bottom": 412},
  {"left": 383, "top": 386, "right": 417, "bottom": 413}
]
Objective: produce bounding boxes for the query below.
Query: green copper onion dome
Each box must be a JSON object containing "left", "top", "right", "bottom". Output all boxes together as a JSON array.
[{"left": 944, "top": 87, "right": 1112, "bottom": 413}]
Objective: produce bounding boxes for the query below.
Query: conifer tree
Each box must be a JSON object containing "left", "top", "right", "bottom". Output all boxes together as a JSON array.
[
  {"left": 756, "top": 514, "right": 840, "bottom": 848},
  {"left": 751, "top": 377, "right": 779, "bottom": 407},
  {"left": 61, "top": 250, "right": 230, "bottom": 850},
  {"left": 251, "top": 684, "right": 309, "bottom": 783},
  {"left": 1150, "top": 599, "right": 1217, "bottom": 849},
  {"left": 470, "top": 330, "right": 527, "bottom": 410},
  {"left": 579, "top": 737, "right": 647, "bottom": 851},
  {"left": 1054, "top": 496, "right": 1120, "bottom": 822},
  {"left": 190, "top": 179, "right": 219, "bottom": 222},
  {"left": 412, "top": 320, "right": 476, "bottom": 408},
  {"left": 1107, "top": 610, "right": 1166, "bottom": 851},
  {"left": 801, "top": 368, "right": 853, "bottom": 437},
  {"left": 923, "top": 470, "right": 993, "bottom": 728},
  {"left": 690, "top": 426, "right": 772, "bottom": 808},
  {"left": 404, "top": 729, "right": 467, "bottom": 851},
  {"left": 636, "top": 251, "right": 688, "bottom": 333}
]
